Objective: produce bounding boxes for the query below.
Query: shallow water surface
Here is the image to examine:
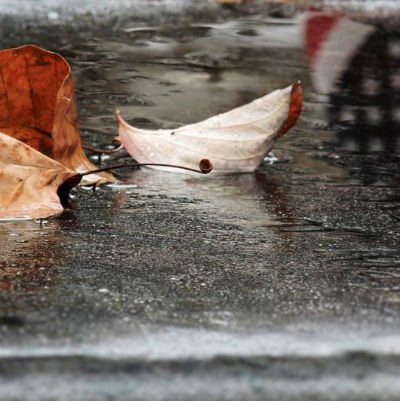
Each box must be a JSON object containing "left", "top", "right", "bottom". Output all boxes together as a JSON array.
[{"left": 1, "top": 7, "right": 400, "bottom": 401}]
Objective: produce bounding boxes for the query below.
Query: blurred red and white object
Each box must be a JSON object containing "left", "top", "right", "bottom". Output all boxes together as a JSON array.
[{"left": 303, "top": 11, "right": 375, "bottom": 94}]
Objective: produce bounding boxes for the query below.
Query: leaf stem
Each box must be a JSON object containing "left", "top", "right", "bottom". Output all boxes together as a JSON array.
[{"left": 80, "top": 159, "right": 213, "bottom": 177}]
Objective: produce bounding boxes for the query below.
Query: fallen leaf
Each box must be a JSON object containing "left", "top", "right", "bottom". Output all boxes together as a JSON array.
[
  {"left": 116, "top": 82, "right": 302, "bottom": 174},
  {"left": 0, "top": 132, "right": 81, "bottom": 219},
  {"left": 0, "top": 45, "right": 114, "bottom": 184}
]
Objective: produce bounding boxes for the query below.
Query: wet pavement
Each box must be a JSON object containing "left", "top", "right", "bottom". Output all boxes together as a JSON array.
[{"left": 1, "top": 3, "right": 400, "bottom": 400}]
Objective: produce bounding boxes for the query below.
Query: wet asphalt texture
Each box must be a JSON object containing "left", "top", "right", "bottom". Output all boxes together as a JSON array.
[{"left": 1, "top": 3, "right": 400, "bottom": 400}]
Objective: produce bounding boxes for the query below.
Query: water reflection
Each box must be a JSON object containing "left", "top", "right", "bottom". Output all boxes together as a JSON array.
[
  {"left": 115, "top": 168, "right": 294, "bottom": 227},
  {"left": 0, "top": 220, "right": 66, "bottom": 301},
  {"left": 104, "top": 168, "right": 302, "bottom": 328},
  {"left": 304, "top": 12, "right": 400, "bottom": 154}
]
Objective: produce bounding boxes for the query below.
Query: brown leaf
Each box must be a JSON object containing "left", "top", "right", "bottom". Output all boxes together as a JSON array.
[
  {"left": 0, "top": 45, "right": 114, "bottom": 184},
  {"left": 0, "top": 132, "right": 81, "bottom": 219}
]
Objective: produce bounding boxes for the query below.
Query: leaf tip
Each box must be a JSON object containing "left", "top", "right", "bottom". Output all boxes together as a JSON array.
[
  {"left": 277, "top": 81, "right": 303, "bottom": 138},
  {"left": 199, "top": 159, "right": 213, "bottom": 174},
  {"left": 115, "top": 109, "right": 129, "bottom": 129},
  {"left": 115, "top": 109, "right": 122, "bottom": 123}
]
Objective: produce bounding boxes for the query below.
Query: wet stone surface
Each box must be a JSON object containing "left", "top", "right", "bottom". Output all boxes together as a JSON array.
[{"left": 1, "top": 6, "right": 400, "bottom": 401}]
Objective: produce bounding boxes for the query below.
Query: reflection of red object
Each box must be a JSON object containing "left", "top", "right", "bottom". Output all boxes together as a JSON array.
[
  {"left": 305, "top": 15, "right": 340, "bottom": 67},
  {"left": 304, "top": 13, "right": 375, "bottom": 94}
]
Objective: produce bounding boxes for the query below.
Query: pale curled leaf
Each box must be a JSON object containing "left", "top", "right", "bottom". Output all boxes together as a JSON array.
[
  {"left": 0, "top": 133, "right": 81, "bottom": 219},
  {"left": 116, "top": 82, "right": 302, "bottom": 174},
  {"left": 0, "top": 45, "right": 114, "bottom": 185}
]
